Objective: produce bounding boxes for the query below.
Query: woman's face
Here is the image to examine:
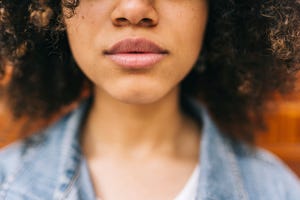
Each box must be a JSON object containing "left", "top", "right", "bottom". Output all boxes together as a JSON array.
[{"left": 64, "top": 0, "right": 208, "bottom": 104}]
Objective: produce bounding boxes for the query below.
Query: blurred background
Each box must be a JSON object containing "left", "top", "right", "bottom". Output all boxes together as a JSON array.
[
  {"left": 0, "top": 79, "right": 300, "bottom": 177},
  {"left": 255, "top": 92, "right": 300, "bottom": 177}
]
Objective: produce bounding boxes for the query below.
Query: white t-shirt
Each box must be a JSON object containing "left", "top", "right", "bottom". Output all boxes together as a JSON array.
[
  {"left": 97, "top": 165, "right": 199, "bottom": 200},
  {"left": 174, "top": 165, "right": 199, "bottom": 200}
]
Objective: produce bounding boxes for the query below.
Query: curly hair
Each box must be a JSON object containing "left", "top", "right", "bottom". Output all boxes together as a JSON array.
[{"left": 0, "top": 0, "right": 299, "bottom": 142}]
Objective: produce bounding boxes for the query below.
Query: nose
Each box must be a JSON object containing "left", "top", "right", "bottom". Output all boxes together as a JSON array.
[{"left": 111, "top": 0, "right": 159, "bottom": 27}]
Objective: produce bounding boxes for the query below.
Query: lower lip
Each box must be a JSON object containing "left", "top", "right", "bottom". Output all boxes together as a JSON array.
[{"left": 106, "top": 53, "right": 166, "bottom": 69}]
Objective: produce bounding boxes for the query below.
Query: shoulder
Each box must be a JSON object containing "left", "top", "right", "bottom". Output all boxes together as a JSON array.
[
  {"left": 186, "top": 98, "right": 300, "bottom": 199},
  {"left": 0, "top": 126, "right": 59, "bottom": 198},
  {"left": 0, "top": 109, "right": 72, "bottom": 169},
  {"left": 235, "top": 143, "right": 300, "bottom": 199},
  {"left": 0, "top": 102, "right": 86, "bottom": 199},
  {"left": 0, "top": 99, "right": 89, "bottom": 173}
]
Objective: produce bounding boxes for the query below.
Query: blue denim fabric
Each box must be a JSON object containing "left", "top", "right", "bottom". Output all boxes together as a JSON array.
[{"left": 0, "top": 99, "right": 299, "bottom": 200}]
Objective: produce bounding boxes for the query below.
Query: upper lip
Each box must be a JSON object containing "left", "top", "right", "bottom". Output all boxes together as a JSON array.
[{"left": 104, "top": 38, "right": 168, "bottom": 54}]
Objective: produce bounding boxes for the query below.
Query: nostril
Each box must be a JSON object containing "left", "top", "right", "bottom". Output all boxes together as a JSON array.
[
  {"left": 114, "top": 17, "right": 129, "bottom": 26},
  {"left": 138, "top": 18, "right": 154, "bottom": 27},
  {"left": 113, "top": 17, "right": 156, "bottom": 27},
  {"left": 117, "top": 18, "right": 127, "bottom": 22}
]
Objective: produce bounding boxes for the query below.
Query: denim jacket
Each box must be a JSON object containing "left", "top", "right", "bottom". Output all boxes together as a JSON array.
[{"left": 0, "top": 99, "right": 300, "bottom": 200}]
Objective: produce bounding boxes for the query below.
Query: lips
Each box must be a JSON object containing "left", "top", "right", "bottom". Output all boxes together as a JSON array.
[{"left": 104, "top": 38, "right": 168, "bottom": 69}]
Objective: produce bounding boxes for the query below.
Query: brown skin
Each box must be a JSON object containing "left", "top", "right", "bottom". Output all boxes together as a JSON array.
[
  {"left": 82, "top": 90, "right": 201, "bottom": 200},
  {"left": 64, "top": 0, "right": 207, "bottom": 105},
  {"left": 64, "top": 0, "right": 207, "bottom": 199}
]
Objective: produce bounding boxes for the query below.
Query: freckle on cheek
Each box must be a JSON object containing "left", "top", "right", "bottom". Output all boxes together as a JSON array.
[{"left": 81, "top": 15, "right": 85, "bottom": 20}]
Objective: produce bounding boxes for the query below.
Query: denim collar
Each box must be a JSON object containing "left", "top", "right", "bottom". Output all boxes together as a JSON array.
[
  {"left": 194, "top": 100, "right": 249, "bottom": 200},
  {"left": 0, "top": 98, "right": 249, "bottom": 200}
]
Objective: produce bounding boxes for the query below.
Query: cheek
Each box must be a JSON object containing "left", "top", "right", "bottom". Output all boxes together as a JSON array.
[
  {"left": 64, "top": 2, "right": 110, "bottom": 50},
  {"left": 181, "top": 11, "right": 207, "bottom": 54},
  {"left": 163, "top": 3, "right": 208, "bottom": 60},
  {"left": 164, "top": 6, "right": 207, "bottom": 86}
]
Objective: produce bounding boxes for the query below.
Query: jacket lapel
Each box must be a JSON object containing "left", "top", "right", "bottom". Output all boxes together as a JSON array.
[{"left": 193, "top": 103, "right": 249, "bottom": 200}]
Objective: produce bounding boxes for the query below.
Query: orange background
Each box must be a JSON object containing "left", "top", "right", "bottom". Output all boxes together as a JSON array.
[{"left": 255, "top": 95, "right": 300, "bottom": 177}]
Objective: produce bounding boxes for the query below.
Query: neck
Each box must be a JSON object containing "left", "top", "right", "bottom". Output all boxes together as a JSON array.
[{"left": 81, "top": 87, "right": 200, "bottom": 159}]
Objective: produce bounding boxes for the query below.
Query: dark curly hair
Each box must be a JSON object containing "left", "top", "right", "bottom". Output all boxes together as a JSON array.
[{"left": 0, "top": 0, "right": 299, "bottom": 142}]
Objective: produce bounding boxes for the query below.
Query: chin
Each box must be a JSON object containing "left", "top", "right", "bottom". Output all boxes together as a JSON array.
[
  {"left": 98, "top": 78, "right": 178, "bottom": 105},
  {"left": 109, "top": 86, "right": 169, "bottom": 105},
  {"left": 116, "top": 92, "right": 164, "bottom": 105}
]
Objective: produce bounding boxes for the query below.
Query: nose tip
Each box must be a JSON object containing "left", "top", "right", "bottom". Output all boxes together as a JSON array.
[{"left": 111, "top": 0, "right": 158, "bottom": 27}]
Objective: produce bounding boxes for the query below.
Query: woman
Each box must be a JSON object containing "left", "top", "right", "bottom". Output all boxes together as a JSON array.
[{"left": 0, "top": 0, "right": 300, "bottom": 199}]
